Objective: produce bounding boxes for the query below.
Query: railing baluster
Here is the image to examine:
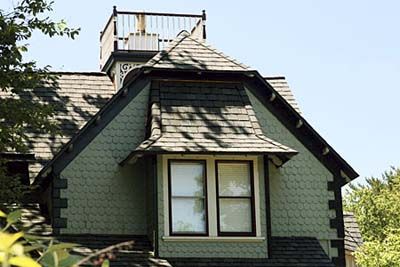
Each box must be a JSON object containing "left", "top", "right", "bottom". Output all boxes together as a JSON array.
[
  {"left": 122, "top": 14, "right": 125, "bottom": 41},
  {"left": 162, "top": 16, "right": 165, "bottom": 49},
  {"left": 101, "top": 10, "right": 204, "bottom": 61},
  {"left": 172, "top": 16, "right": 175, "bottom": 38}
]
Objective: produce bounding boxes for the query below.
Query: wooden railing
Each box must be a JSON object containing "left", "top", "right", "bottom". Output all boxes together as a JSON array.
[{"left": 100, "top": 7, "right": 206, "bottom": 69}]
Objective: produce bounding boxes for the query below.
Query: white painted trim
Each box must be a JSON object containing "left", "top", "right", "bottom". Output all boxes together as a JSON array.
[
  {"left": 162, "top": 236, "right": 265, "bottom": 242},
  {"left": 253, "top": 158, "right": 261, "bottom": 237},
  {"left": 162, "top": 154, "right": 262, "bottom": 238},
  {"left": 207, "top": 158, "right": 218, "bottom": 236}
]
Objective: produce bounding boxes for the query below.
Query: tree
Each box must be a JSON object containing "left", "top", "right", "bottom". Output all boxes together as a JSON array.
[
  {"left": 0, "top": 209, "right": 132, "bottom": 267},
  {"left": 0, "top": 0, "right": 79, "bottom": 203},
  {"left": 344, "top": 167, "right": 400, "bottom": 267}
]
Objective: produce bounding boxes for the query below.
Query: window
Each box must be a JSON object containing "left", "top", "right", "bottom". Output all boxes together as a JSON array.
[
  {"left": 216, "top": 161, "right": 255, "bottom": 236},
  {"left": 168, "top": 160, "right": 208, "bottom": 235}
]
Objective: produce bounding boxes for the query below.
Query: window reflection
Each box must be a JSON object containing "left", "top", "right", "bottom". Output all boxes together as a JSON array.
[
  {"left": 217, "top": 161, "right": 254, "bottom": 234},
  {"left": 218, "top": 163, "right": 251, "bottom": 196},
  {"left": 170, "top": 161, "right": 206, "bottom": 234}
]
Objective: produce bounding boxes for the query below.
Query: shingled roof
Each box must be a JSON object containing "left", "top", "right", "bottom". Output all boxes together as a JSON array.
[
  {"left": 265, "top": 76, "right": 301, "bottom": 114},
  {"left": 344, "top": 212, "right": 363, "bottom": 252},
  {"left": 145, "top": 31, "right": 249, "bottom": 71},
  {"left": 123, "top": 80, "right": 296, "bottom": 162},
  {"left": 0, "top": 72, "right": 115, "bottom": 178},
  {"left": 168, "top": 237, "right": 334, "bottom": 267},
  {"left": 1, "top": 30, "right": 357, "bottom": 184},
  {"left": 0, "top": 72, "right": 300, "bottom": 181}
]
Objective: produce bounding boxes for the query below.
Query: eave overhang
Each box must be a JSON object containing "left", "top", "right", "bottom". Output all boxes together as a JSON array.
[
  {"left": 0, "top": 152, "right": 36, "bottom": 162},
  {"left": 137, "top": 67, "right": 359, "bottom": 184},
  {"left": 34, "top": 66, "right": 358, "bottom": 190}
]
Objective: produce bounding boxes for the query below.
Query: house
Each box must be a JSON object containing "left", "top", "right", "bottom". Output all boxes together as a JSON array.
[
  {"left": 1, "top": 8, "right": 359, "bottom": 267},
  {"left": 344, "top": 212, "right": 363, "bottom": 267}
]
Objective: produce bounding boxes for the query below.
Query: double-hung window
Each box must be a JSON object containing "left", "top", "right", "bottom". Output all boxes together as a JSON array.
[
  {"left": 168, "top": 160, "right": 208, "bottom": 235},
  {"left": 216, "top": 161, "right": 255, "bottom": 236},
  {"left": 167, "top": 158, "right": 256, "bottom": 237}
]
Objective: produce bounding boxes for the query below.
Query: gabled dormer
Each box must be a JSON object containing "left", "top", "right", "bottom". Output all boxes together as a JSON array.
[{"left": 100, "top": 6, "right": 206, "bottom": 89}]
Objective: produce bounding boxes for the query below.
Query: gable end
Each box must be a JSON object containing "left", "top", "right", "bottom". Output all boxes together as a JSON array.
[{"left": 34, "top": 70, "right": 150, "bottom": 187}]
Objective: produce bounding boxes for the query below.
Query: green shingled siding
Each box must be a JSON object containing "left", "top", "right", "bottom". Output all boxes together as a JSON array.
[
  {"left": 157, "top": 156, "right": 268, "bottom": 258},
  {"left": 246, "top": 88, "right": 338, "bottom": 256},
  {"left": 59, "top": 84, "right": 150, "bottom": 235}
]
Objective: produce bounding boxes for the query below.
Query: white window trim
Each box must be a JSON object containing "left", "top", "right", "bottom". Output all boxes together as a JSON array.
[
  {"left": 162, "top": 236, "right": 265, "bottom": 242},
  {"left": 162, "top": 154, "right": 262, "bottom": 239}
]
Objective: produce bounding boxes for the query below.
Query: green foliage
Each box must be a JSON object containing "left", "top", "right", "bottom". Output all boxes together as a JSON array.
[
  {"left": 0, "top": 165, "right": 30, "bottom": 205},
  {"left": 0, "top": 0, "right": 79, "bottom": 203},
  {"left": 0, "top": 209, "right": 131, "bottom": 267},
  {"left": 354, "top": 230, "right": 400, "bottom": 267},
  {"left": 0, "top": 0, "right": 80, "bottom": 152},
  {"left": 0, "top": 209, "right": 83, "bottom": 267},
  {"left": 344, "top": 167, "right": 400, "bottom": 266}
]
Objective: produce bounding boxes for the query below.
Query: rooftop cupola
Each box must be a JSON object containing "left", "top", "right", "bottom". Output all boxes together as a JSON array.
[{"left": 100, "top": 6, "right": 206, "bottom": 89}]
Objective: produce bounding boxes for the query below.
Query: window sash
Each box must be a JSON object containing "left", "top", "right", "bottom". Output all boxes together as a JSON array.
[
  {"left": 168, "top": 160, "right": 208, "bottom": 236},
  {"left": 216, "top": 161, "right": 256, "bottom": 236}
]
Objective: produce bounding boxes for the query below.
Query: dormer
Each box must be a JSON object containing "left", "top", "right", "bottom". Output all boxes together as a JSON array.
[{"left": 100, "top": 6, "right": 206, "bottom": 89}]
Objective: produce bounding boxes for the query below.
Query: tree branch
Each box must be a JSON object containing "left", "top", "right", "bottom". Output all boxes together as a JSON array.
[{"left": 74, "top": 240, "right": 135, "bottom": 266}]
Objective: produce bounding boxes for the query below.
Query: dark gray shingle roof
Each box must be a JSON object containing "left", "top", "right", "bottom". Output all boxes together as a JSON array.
[
  {"left": 344, "top": 212, "right": 363, "bottom": 252},
  {"left": 265, "top": 76, "right": 301, "bottom": 114},
  {"left": 0, "top": 72, "right": 115, "bottom": 177},
  {"left": 132, "top": 81, "right": 296, "bottom": 156},
  {"left": 145, "top": 32, "right": 249, "bottom": 71},
  {"left": 58, "top": 235, "right": 334, "bottom": 267},
  {"left": 168, "top": 237, "right": 334, "bottom": 267}
]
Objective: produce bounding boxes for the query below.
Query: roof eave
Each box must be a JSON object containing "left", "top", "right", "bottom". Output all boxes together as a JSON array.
[
  {"left": 0, "top": 152, "right": 36, "bottom": 162},
  {"left": 123, "top": 67, "right": 358, "bottom": 183},
  {"left": 120, "top": 149, "right": 298, "bottom": 166},
  {"left": 33, "top": 67, "right": 148, "bottom": 187},
  {"left": 249, "top": 71, "right": 359, "bottom": 182}
]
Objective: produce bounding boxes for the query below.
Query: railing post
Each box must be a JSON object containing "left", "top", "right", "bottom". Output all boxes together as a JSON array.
[
  {"left": 113, "top": 5, "right": 118, "bottom": 51},
  {"left": 99, "top": 30, "right": 103, "bottom": 69},
  {"left": 202, "top": 10, "right": 207, "bottom": 40}
]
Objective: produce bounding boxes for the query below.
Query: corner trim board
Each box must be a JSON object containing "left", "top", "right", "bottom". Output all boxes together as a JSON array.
[
  {"left": 264, "top": 156, "right": 272, "bottom": 258},
  {"left": 52, "top": 173, "right": 68, "bottom": 234},
  {"left": 329, "top": 173, "right": 345, "bottom": 267},
  {"left": 34, "top": 73, "right": 149, "bottom": 186}
]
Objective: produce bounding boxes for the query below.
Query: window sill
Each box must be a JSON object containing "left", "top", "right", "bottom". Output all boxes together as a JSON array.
[{"left": 162, "top": 236, "right": 265, "bottom": 242}]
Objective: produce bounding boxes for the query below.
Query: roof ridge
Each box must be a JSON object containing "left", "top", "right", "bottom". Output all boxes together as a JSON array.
[
  {"left": 145, "top": 34, "right": 250, "bottom": 70},
  {"left": 49, "top": 71, "right": 109, "bottom": 76},
  {"left": 264, "top": 76, "right": 286, "bottom": 80},
  {"left": 187, "top": 36, "right": 250, "bottom": 70},
  {"left": 145, "top": 34, "right": 188, "bottom": 67}
]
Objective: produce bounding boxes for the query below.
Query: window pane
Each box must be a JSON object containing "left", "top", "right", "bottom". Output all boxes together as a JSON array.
[
  {"left": 172, "top": 198, "right": 206, "bottom": 233},
  {"left": 170, "top": 162, "right": 204, "bottom": 197},
  {"left": 218, "top": 163, "right": 251, "bottom": 197},
  {"left": 219, "top": 198, "right": 252, "bottom": 232}
]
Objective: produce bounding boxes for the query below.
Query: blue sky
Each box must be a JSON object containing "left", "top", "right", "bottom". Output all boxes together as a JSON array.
[{"left": 4, "top": 0, "right": 400, "bottom": 186}]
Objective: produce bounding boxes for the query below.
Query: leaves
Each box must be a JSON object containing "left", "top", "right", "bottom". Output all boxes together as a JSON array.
[
  {"left": 0, "top": 210, "right": 6, "bottom": 217},
  {"left": 345, "top": 167, "right": 400, "bottom": 266},
  {"left": 58, "top": 255, "right": 83, "bottom": 267},
  {"left": 355, "top": 231, "right": 400, "bottom": 267},
  {"left": 0, "top": 210, "right": 101, "bottom": 267},
  {"left": 0, "top": 0, "right": 79, "bottom": 204},
  {"left": 0, "top": 0, "right": 79, "bottom": 154},
  {"left": 46, "top": 243, "right": 78, "bottom": 252},
  {"left": 9, "top": 256, "right": 42, "bottom": 267},
  {"left": 101, "top": 259, "right": 110, "bottom": 267},
  {"left": 7, "top": 209, "right": 22, "bottom": 224},
  {"left": 0, "top": 232, "right": 23, "bottom": 251}
]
